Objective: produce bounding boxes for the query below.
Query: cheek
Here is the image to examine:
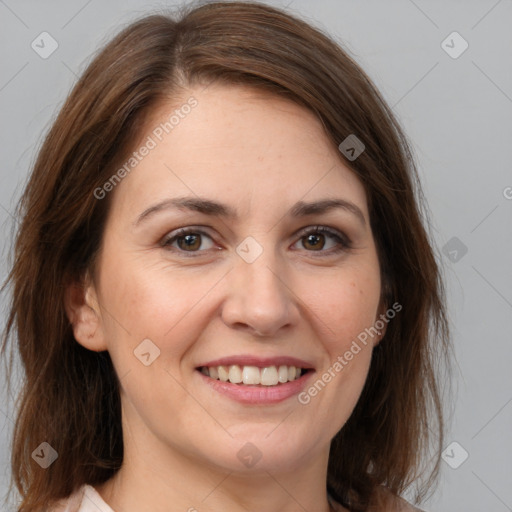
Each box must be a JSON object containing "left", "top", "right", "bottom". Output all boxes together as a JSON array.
[
  {"left": 308, "top": 266, "right": 381, "bottom": 353},
  {"left": 94, "top": 252, "right": 192, "bottom": 350},
  {"left": 95, "top": 258, "right": 206, "bottom": 413},
  {"left": 96, "top": 251, "right": 226, "bottom": 370},
  {"left": 294, "top": 270, "right": 379, "bottom": 439}
]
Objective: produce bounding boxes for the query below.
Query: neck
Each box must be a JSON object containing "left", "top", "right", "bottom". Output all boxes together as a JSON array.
[{"left": 97, "top": 429, "right": 336, "bottom": 512}]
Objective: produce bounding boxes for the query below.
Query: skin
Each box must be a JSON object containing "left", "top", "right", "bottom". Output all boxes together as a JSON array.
[{"left": 66, "top": 83, "right": 388, "bottom": 512}]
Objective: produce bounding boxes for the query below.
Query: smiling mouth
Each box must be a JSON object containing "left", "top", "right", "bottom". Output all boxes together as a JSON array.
[{"left": 196, "top": 364, "right": 312, "bottom": 386}]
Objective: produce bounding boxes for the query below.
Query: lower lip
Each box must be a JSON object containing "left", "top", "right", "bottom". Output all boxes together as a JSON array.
[{"left": 196, "top": 370, "right": 314, "bottom": 404}]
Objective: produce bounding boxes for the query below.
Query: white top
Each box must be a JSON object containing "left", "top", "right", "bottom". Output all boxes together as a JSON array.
[
  {"left": 52, "top": 484, "right": 346, "bottom": 511},
  {"left": 52, "top": 484, "right": 114, "bottom": 512},
  {"left": 51, "top": 483, "right": 423, "bottom": 511}
]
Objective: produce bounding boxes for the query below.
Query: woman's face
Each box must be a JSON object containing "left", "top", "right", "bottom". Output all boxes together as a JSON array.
[{"left": 72, "top": 83, "right": 385, "bottom": 475}]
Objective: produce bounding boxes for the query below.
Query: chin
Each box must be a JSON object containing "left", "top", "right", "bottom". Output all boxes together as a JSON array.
[{"left": 192, "top": 427, "right": 321, "bottom": 474}]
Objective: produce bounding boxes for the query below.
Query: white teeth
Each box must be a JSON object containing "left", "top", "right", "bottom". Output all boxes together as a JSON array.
[
  {"left": 261, "top": 366, "right": 278, "bottom": 386},
  {"left": 242, "top": 366, "right": 261, "bottom": 385},
  {"left": 200, "top": 364, "right": 305, "bottom": 385},
  {"left": 218, "top": 365, "right": 229, "bottom": 382},
  {"left": 278, "top": 365, "right": 288, "bottom": 383},
  {"left": 228, "top": 365, "right": 242, "bottom": 384}
]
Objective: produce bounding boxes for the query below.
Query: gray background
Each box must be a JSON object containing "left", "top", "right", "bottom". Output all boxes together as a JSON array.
[{"left": 1, "top": 0, "right": 511, "bottom": 511}]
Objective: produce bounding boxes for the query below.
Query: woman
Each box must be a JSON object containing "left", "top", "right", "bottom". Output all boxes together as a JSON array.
[{"left": 1, "top": 1, "right": 451, "bottom": 511}]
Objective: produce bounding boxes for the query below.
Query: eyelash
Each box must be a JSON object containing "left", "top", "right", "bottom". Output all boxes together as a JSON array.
[{"left": 160, "top": 225, "right": 351, "bottom": 258}]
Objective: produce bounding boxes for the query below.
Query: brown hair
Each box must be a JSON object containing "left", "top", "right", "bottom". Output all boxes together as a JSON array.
[{"left": 1, "top": 1, "right": 451, "bottom": 511}]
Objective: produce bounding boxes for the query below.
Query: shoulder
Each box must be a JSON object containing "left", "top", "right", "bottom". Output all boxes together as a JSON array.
[
  {"left": 47, "top": 484, "right": 114, "bottom": 512},
  {"left": 391, "top": 497, "right": 427, "bottom": 512},
  {"left": 48, "top": 485, "right": 86, "bottom": 512},
  {"left": 330, "top": 498, "right": 426, "bottom": 512},
  {"left": 372, "top": 487, "right": 428, "bottom": 512},
  {"left": 328, "top": 487, "right": 427, "bottom": 512}
]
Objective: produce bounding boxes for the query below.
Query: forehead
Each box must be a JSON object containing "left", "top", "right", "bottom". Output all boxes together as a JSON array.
[{"left": 107, "top": 83, "right": 369, "bottom": 222}]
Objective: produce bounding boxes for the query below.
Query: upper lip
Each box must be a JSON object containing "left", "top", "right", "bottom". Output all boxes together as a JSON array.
[{"left": 196, "top": 355, "right": 315, "bottom": 370}]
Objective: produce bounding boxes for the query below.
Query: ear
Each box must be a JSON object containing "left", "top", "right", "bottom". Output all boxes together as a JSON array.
[
  {"left": 373, "top": 300, "right": 389, "bottom": 347},
  {"left": 373, "top": 271, "right": 394, "bottom": 347},
  {"left": 64, "top": 272, "right": 107, "bottom": 352}
]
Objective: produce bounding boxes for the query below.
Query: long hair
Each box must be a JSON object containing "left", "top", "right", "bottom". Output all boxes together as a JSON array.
[{"left": 1, "top": 2, "right": 451, "bottom": 510}]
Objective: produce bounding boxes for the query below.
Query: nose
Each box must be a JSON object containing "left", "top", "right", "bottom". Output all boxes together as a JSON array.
[{"left": 220, "top": 245, "right": 301, "bottom": 338}]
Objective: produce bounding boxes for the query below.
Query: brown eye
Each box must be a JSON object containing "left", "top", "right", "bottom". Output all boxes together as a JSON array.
[
  {"left": 294, "top": 226, "right": 351, "bottom": 255},
  {"left": 302, "top": 232, "right": 326, "bottom": 251},
  {"left": 162, "top": 229, "right": 215, "bottom": 253},
  {"left": 177, "top": 233, "right": 202, "bottom": 251}
]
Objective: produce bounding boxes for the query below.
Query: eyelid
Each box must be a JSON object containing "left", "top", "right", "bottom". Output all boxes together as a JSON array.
[
  {"left": 294, "top": 225, "right": 351, "bottom": 245},
  {"left": 160, "top": 226, "right": 217, "bottom": 254}
]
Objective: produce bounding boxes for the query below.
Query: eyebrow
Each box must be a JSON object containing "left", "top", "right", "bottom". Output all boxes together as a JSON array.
[{"left": 134, "top": 196, "right": 366, "bottom": 226}]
